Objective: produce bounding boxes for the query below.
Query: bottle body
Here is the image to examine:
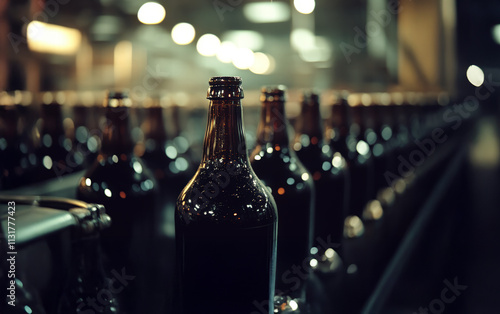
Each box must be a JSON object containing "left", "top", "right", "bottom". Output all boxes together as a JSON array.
[
  {"left": 176, "top": 162, "right": 277, "bottom": 313},
  {"left": 175, "top": 77, "right": 278, "bottom": 314}
]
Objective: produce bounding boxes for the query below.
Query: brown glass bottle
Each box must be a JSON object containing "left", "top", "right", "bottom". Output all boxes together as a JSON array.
[
  {"left": 249, "top": 86, "right": 314, "bottom": 300},
  {"left": 76, "top": 91, "right": 157, "bottom": 314},
  {"left": 34, "top": 93, "right": 74, "bottom": 182},
  {"left": 368, "top": 93, "right": 395, "bottom": 192},
  {"left": 139, "top": 99, "right": 195, "bottom": 313},
  {"left": 345, "top": 94, "right": 374, "bottom": 218},
  {"left": 57, "top": 209, "right": 119, "bottom": 314},
  {"left": 325, "top": 90, "right": 350, "bottom": 160},
  {"left": 175, "top": 77, "right": 278, "bottom": 314},
  {"left": 70, "top": 92, "right": 98, "bottom": 168},
  {"left": 293, "top": 92, "right": 347, "bottom": 262}
]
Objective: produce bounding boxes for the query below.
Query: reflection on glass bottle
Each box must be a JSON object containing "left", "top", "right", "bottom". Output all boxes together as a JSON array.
[
  {"left": 293, "top": 91, "right": 347, "bottom": 269},
  {"left": 76, "top": 91, "right": 158, "bottom": 314},
  {"left": 175, "top": 77, "right": 278, "bottom": 314},
  {"left": 250, "top": 86, "right": 314, "bottom": 303}
]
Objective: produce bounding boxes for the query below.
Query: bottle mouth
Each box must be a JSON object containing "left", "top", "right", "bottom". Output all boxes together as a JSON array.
[
  {"left": 301, "top": 91, "right": 320, "bottom": 106},
  {"left": 207, "top": 76, "right": 244, "bottom": 99},
  {"left": 260, "top": 85, "right": 286, "bottom": 102},
  {"left": 104, "top": 90, "right": 132, "bottom": 107}
]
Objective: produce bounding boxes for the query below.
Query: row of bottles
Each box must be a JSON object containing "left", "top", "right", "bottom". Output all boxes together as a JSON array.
[
  {"left": 0, "top": 90, "right": 195, "bottom": 191},
  {"left": 1, "top": 82, "right": 457, "bottom": 313}
]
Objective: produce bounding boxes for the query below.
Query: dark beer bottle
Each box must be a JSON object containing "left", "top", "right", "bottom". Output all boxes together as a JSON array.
[
  {"left": 57, "top": 207, "right": 119, "bottom": 314},
  {"left": 249, "top": 86, "right": 314, "bottom": 301},
  {"left": 34, "top": 92, "right": 74, "bottom": 182},
  {"left": 69, "top": 91, "right": 98, "bottom": 168},
  {"left": 293, "top": 91, "right": 347, "bottom": 267},
  {"left": 76, "top": 91, "right": 157, "bottom": 314},
  {"left": 175, "top": 77, "right": 278, "bottom": 314},
  {"left": 344, "top": 93, "right": 374, "bottom": 218},
  {"left": 325, "top": 90, "right": 350, "bottom": 160}
]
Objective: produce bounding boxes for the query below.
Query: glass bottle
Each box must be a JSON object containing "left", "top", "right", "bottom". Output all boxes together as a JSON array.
[
  {"left": 76, "top": 91, "right": 158, "bottom": 314},
  {"left": 139, "top": 97, "right": 194, "bottom": 313},
  {"left": 325, "top": 90, "right": 350, "bottom": 160},
  {"left": 344, "top": 93, "right": 374, "bottom": 219},
  {"left": 249, "top": 86, "right": 314, "bottom": 304},
  {"left": 175, "top": 77, "right": 278, "bottom": 314},
  {"left": 34, "top": 92, "right": 74, "bottom": 182},
  {"left": 293, "top": 91, "right": 347, "bottom": 269},
  {"left": 57, "top": 207, "right": 119, "bottom": 314},
  {"left": 69, "top": 91, "right": 98, "bottom": 168}
]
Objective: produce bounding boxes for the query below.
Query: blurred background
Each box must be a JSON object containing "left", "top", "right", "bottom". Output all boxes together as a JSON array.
[{"left": 0, "top": 0, "right": 481, "bottom": 95}]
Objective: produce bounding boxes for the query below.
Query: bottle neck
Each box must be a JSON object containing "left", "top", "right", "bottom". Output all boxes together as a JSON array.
[
  {"left": 101, "top": 107, "right": 134, "bottom": 155},
  {"left": 297, "top": 102, "right": 324, "bottom": 142},
  {"left": 256, "top": 101, "right": 290, "bottom": 147},
  {"left": 145, "top": 107, "right": 167, "bottom": 142},
  {"left": 201, "top": 99, "right": 248, "bottom": 163}
]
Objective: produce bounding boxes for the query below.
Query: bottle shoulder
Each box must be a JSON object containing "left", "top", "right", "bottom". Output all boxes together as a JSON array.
[
  {"left": 250, "top": 150, "right": 314, "bottom": 192},
  {"left": 176, "top": 159, "right": 277, "bottom": 226},
  {"left": 77, "top": 154, "right": 157, "bottom": 200}
]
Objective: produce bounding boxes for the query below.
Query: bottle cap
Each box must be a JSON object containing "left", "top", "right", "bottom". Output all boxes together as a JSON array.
[
  {"left": 260, "top": 85, "right": 286, "bottom": 102},
  {"left": 104, "top": 90, "right": 132, "bottom": 107},
  {"left": 301, "top": 91, "right": 320, "bottom": 105},
  {"left": 207, "top": 76, "right": 244, "bottom": 99}
]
